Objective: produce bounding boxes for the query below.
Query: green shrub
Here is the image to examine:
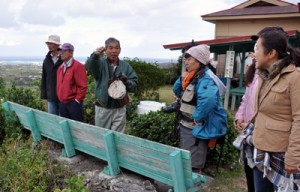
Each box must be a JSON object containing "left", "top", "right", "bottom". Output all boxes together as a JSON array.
[
  {"left": 162, "top": 63, "right": 181, "bottom": 85},
  {"left": 205, "top": 111, "right": 239, "bottom": 167},
  {"left": 125, "top": 110, "right": 179, "bottom": 147},
  {"left": 126, "top": 95, "right": 140, "bottom": 122},
  {"left": 0, "top": 139, "right": 89, "bottom": 191},
  {"left": 83, "top": 75, "right": 96, "bottom": 125},
  {"left": 126, "top": 58, "right": 165, "bottom": 100},
  {"left": 54, "top": 176, "right": 90, "bottom": 192},
  {"left": 126, "top": 110, "right": 239, "bottom": 167},
  {"left": 4, "top": 83, "right": 45, "bottom": 111}
]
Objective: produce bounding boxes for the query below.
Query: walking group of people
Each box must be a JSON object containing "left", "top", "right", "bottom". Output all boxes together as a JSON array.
[
  {"left": 41, "top": 25, "right": 300, "bottom": 191},
  {"left": 41, "top": 34, "right": 137, "bottom": 132}
]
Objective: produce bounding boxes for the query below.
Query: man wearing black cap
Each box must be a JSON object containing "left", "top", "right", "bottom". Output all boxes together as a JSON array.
[
  {"left": 41, "top": 34, "right": 63, "bottom": 115},
  {"left": 56, "top": 43, "right": 87, "bottom": 122}
]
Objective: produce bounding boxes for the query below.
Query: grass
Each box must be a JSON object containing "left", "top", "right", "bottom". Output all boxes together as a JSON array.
[
  {"left": 202, "top": 165, "right": 247, "bottom": 192},
  {"left": 158, "top": 85, "right": 176, "bottom": 105},
  {"left": 158, "top": 85, "right": 248, "bottom": 192}
]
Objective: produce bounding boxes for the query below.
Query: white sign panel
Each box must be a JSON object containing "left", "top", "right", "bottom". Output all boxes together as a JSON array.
[{"left": 224, "top": 51, "right": 235, "bottom": 78}]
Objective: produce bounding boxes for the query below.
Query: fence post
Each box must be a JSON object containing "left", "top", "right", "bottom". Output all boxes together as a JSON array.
[
  {"left": 103, "top": 131, "right": 120, "bottom": 176},
  {"left": 25, "top": 109, "right": 42, "bottom": 142},
  {"left": 170, "top": 150, "right": 186, "bottom": 192},
  {"left": 59, "top": 120, "right": 76, "bottom": 157}
]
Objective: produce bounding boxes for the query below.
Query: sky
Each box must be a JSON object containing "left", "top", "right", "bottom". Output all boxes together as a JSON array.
[{"left": 0, "top": 0, "right": 299, "bottom": 60}]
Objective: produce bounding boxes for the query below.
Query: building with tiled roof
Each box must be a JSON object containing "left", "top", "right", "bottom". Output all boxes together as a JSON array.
[
  {"left": 163, "top": 0, "right": 300, "bottom": 110},
  {"left": 202, "top": 0, "right": 300, "bottom": 38}
]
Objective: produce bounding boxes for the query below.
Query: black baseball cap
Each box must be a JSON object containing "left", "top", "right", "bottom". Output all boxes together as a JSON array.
[{"left": 251, "top": 26, "right": 289, "bottom": 41}]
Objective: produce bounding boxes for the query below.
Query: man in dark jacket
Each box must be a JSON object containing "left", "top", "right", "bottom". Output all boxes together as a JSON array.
[{"left": 41, "top": 34, "right": 63, "bottom": 115}]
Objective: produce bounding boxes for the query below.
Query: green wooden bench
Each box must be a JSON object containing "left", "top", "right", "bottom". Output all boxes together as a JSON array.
[{"left": 1, "top": 101, "right": 206, "bottom": 192}]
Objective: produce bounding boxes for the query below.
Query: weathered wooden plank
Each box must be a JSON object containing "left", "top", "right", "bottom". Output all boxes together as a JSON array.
[
  {"left": 67, "top": 120, "right": 106, "bottom": 148},
  {"left": 116, "top": 140, "right": 193, "bottom": 171},
  {"left": 25, "top": 109, "right": 41, "bottom": 142},
  {"left": 118, "top": 159, "right": 174, "bottom": 186},
  {"left": 114, "top": 133, "right": 191, "bottom": 160},
  {"left": 116, "top": 150, "right": 195, "bottom": 188},
  {"left": 170, "top": 150, "right": 186, "bottom": 192},
  {"left": 71, "top": 139, "right": 107, "bottom": 161},
  {"left": 103, "top": 131, "right": 120, "bottom": 176},
  {"left": 59, "top": 120, "right": 76, "bottom": 157}
]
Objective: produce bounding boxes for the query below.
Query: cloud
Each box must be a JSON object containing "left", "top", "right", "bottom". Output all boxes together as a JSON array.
[{"left": 0, "top": 0, "right": 299, "bottom": 58}]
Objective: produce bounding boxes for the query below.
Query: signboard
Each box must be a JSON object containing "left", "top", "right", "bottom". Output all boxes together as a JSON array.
[{"left": 224, "top": 51, "right": 235, "bottom": 78}]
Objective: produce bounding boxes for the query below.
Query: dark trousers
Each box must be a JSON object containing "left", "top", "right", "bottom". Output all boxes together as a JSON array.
[
  {"left": 244, "top": 157, "right": 255, "bottom": 192},
  {"left": 59, "top": 100, "right": 83, "bottom": 122},
  {"left": 253, "top": 167, "right": 276, "bottom": 192}
]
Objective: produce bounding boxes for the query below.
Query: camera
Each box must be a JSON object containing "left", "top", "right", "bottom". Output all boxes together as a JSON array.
[{"left": 163, "top": 99, "right": 180, "bottom": 113}]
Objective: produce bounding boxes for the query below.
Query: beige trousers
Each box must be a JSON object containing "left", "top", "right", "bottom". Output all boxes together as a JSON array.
[{"left": 95, "top": 105, "right": 126, "bottom": 132}]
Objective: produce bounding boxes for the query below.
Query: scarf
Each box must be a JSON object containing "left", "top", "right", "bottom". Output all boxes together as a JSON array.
[{"left": 182, "top": 70, "right": 197, "bottom": 90}]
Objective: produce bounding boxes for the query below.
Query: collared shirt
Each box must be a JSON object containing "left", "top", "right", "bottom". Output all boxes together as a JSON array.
[
  {"left": 63, "top": 58, "right": 73, "bottom": 73},
  {"left": 51, "top": 52, "right": 59, "bottom": 64}
]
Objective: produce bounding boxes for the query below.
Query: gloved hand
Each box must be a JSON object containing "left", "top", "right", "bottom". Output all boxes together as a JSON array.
[{"left": 118, "top": 73, "right": 128, "bottom": 84}]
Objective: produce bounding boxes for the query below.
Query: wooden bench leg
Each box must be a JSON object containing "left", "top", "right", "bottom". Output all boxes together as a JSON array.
[
  {"left": 26, "top": 109, "right": 41, "bottom": 142},
  {"left": 103, "top": 131, "right": 120, "bottom": 176},
  {"left": 170, "top": 150, "right": 186, "bottom": 192},
  {"left": 59, "top": 120, "right": 76, "bottom": 158}
]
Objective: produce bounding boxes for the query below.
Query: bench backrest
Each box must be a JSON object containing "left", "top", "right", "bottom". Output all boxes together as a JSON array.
[{"left": 1, "top": 101, "right": 205, "bottom": 192}]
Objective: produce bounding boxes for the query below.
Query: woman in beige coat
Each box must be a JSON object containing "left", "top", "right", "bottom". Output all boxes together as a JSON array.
[{"left": 252, "top": 28, "right": 300, "bottom": 191}]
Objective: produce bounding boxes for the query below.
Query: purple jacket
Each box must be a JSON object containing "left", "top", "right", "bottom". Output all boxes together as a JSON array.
[{"left": 235, "top": 74, "right": 259, "bottom": 123}]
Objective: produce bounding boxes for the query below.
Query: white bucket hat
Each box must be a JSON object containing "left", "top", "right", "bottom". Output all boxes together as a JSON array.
[
  {"left": 108, "top": 80, "right": 126, "bottom": 99},
  {"left": 45, "top": 35, "right": 60, "bottom": 45}
]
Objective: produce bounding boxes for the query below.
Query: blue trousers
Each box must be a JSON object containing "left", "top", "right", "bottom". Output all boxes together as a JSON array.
[
  {"left": 48, "top": 101, "right": 59, "bottom": 115},
  {"left": 253, "top": 167, "right": 276, "bottom": 192},
  {"left": 59, "top": 100, "right": 83, "bottom": 122}
]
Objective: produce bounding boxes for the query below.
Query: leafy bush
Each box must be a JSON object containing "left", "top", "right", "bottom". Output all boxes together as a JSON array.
[
  {"left": 205, "top": 111, "right": 239, "bottom": 167},
  {"left": 125, "top": 110, "right": 179, "bottom": 147},
  {"left": 4, "top": 83, "right": 45, "bottom": 111},
  {"left": 126, "top": 110, "right": 239, "bottom": 167},
  {"left": 162, "top": 63, "right": 182, "bottom": 85},
  {"left": 125, "top": 58, "right": 165, "bottom": 100},
  {"left": 83, "top": 75, "right": 96, "bottom": 125},
  {"left": 0, "top": 139, "right": 88, "bottom": 191},
  {"left": 54, "top": 176, "right": 90, "bottom": 192}
]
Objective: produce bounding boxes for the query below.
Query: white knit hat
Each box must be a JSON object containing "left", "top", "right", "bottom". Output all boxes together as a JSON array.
[{"left": 186, "top": 44, "right": 211, "bottom": 65}]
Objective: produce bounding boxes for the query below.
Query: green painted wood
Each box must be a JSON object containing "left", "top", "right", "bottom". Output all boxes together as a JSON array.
[
  {"left": 2, "top": 101, "right": 204, "bottom": 191},
  {"left": 170, "top": 150, "right": 186, "bottom": 192},
  {"left": 67, "top": 120, "right": 106, "bottom": 148},
  {"left": 71, "top": 139, "right": 107, "bottom": 161},
  {"left": 25, "top": 109, "right": 41, "bottom": 142},
  {"left": 191, "top": 172, "right": 206, "bottom": 191},
  {"left": 103, "top": 131, "right": 120, "bottom": 176},
  {"left": 116, "top": 138, "right": 192, "bottom": 170},
  {"left": 1, "top": 102, "right": 11, "bottom": 115},
  {"left": 59, "top": 120, "right": 76, "bottom": 157},
  {"left": 114, "top": 133, "right": 191, "bottom": 160}
]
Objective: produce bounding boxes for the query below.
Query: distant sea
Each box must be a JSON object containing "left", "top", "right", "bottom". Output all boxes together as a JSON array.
[{"left": 0, "top": 56, "right": 176, "bottom": 66}]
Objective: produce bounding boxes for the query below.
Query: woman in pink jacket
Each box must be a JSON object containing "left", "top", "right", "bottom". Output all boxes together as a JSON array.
[{"left": 234, "top": 53, "right": 258, "bottom": 192}]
